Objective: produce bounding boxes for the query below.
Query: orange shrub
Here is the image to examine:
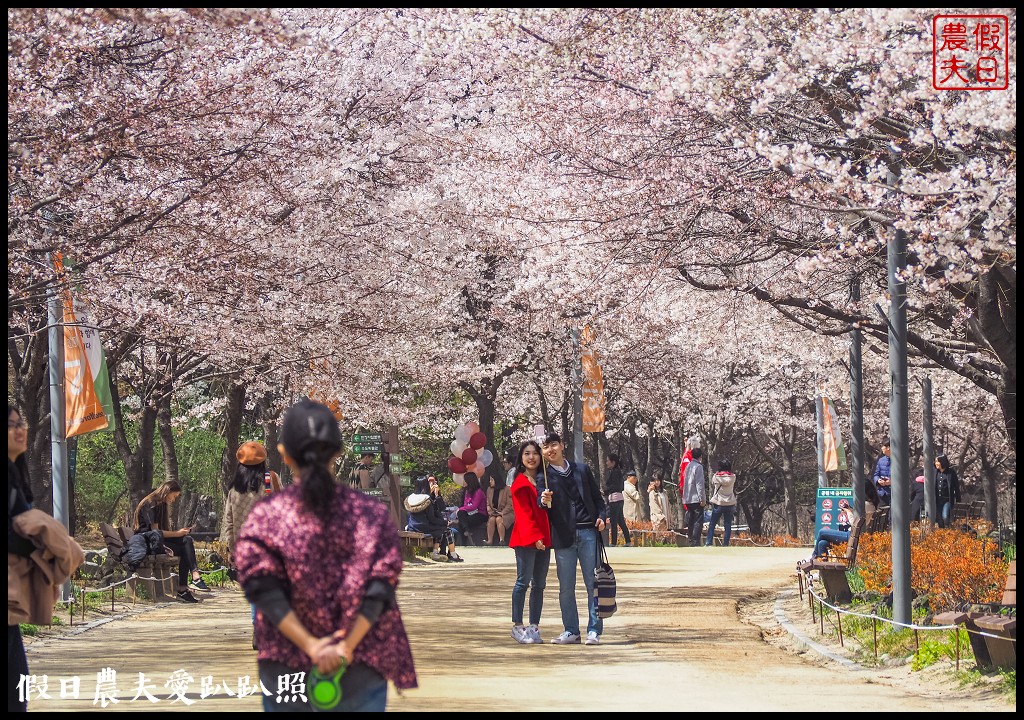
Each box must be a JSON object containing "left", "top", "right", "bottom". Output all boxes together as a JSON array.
[{"left": 855, "top": 528, "right": 1008, "bottom": 611}]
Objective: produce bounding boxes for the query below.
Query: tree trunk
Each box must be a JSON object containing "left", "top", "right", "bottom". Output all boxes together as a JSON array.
[
  {"left": 8, "top": 310, "right": 53, "bottom": 512},
  {"left": 157, "top": 390, "right": 179, "bottom": 487},
  {"left": 219, "top": 383, "right": 246, "bottom": 495},
  {"left": 108, "top": 355, "right": 158, "bottom": 517},
  {"left": 263, "top": 414, "right": 284, "bottom": 482}
]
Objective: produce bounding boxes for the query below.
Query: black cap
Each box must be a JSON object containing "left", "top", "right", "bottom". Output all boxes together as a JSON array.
[{"left": 280, "top": 399, "right": 342, "bottom": 460}]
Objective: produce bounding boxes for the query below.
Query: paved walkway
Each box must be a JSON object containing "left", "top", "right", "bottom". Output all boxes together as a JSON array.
[{"left": 21, "top": 545, "right": 1013, "bottom": 712}]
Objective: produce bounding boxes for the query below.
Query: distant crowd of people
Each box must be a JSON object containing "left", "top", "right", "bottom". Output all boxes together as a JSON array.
[{"left": 9, "top": 396, "right": 975, "bottom": 712}]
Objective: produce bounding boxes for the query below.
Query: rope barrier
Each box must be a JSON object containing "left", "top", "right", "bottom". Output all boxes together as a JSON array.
[{"left": 798, "top": 570, "right": 1011, "bottom": 673}]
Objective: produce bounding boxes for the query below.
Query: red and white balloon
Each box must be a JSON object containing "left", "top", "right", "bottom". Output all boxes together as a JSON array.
[{"left": 448, "top": 421, "right": 491, "bottom": 486}]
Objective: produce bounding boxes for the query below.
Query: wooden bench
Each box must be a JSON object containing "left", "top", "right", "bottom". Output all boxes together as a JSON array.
[
  {"left": 933, "top": 560, "right": 1015, "bottom": 670},
  {"left": 398, "top": 530, "right": 435, "bottom": 550},
  {"left": 796, "top": 516, "right": 865, "bottom": 604},
  {"left": 866, "top": 506, "right": 890, "bottom": 534},
  {"left": 100, "top": 523, "right": 178, "bottom": 602},
  {"left": 950, "top": 500, "right": 986, "bottom": 530}
]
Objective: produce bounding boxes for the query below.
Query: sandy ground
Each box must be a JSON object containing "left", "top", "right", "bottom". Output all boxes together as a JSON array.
[{"left": 20, "top": 545, "right": 1014, "bottom": 712}]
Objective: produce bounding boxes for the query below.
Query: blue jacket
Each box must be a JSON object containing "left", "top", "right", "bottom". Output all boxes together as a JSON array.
[{"left": 872, "top": 455, "right": 891, "bottom": 498}]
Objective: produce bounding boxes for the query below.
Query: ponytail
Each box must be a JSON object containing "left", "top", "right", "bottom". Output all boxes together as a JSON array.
[{"left": 295, "top": 442, "right": 338, "bottom": 521}]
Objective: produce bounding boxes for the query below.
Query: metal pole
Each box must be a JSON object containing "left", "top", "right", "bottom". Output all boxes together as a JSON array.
[
  {"left": 849, "top": 276, "right": 866, "bottom": 515},
  {"left": 888, "top": 226, "right": 912, "bottom": 625},
  {"left": 571, "top": 327, "right": 584, "bottom": 464},
  {"left": 48, "top": 291, "right": 72, "bottom": 602},
  {"left": 921, "top": 377, "right": 936, "bottom": 524},
  {"left": 814, "top": 394, "right": 828, "bottom": 488}
]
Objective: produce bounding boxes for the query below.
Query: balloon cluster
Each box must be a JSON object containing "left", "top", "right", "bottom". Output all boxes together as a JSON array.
[{"left": 446, "top": 421, "right": 493, "bottom": 486}]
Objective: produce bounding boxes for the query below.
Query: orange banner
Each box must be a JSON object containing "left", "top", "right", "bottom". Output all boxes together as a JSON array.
[
  {"left": 580, "top": 325, "right": 606, "bottom": 432},
  {"left": 54, "top": 254, "right": 109, "bottom": 438}
]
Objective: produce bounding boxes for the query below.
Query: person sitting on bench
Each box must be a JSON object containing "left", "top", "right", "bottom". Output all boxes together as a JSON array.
[
  {"left": 405, "top": 476, "right": 462, "bottom": 562},
  {"left": 133, "top": 480, "right": 209, "bottom": 603},
  {"left": 807, "top": 499, "right": 859, "bottom": 561}
]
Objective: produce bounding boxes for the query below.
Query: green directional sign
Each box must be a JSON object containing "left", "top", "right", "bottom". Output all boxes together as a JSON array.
[{"left": 353, "top": 432, "right": 384, "bottom": 455}]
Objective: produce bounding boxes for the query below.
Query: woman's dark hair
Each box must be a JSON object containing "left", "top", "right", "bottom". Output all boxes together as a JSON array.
[
  {"left": 935, "top": 454, "right": 951, "bottom": 471},
  {"left": 414, "top": 476, "right": 431, "bottom": 494},
  {"left": 8, "top": 405, "right": 33, "bottom": 504},
  {"left": 717, "top": 458, "right": 732, "bottom": 472},
  {"left": 133, "top": 480, "right": 181, "bottom": 531},
  {"left": 489, "top": 474, "right": 505, "bottom": 507},
  {"left": 232, "top": 461, "right": 267, "bottom": 494},
  {"left": 516, "top": 440, "right": 543, "bottom": 476},
  {"left": 280, "top": 399, "right": 342, "bottom": 521},
  {"left": 608, "top": 453, "right": 620, "bottom": 466},
  {"left": 463, "top": 472, "right": 481, "bottom": 494}
]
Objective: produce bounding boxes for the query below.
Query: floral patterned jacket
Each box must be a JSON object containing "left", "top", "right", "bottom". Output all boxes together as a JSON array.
[{"left": 236, "top": 484, "right": 417, "bottom": 689}]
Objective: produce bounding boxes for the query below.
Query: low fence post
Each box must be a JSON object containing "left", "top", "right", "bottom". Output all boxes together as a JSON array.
[{"left": 837, "top": 608, "right": 844, "bottom": 647}]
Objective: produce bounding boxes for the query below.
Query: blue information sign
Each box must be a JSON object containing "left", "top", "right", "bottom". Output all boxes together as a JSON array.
[{"left": 815, "top": 487, "right": 854, "bottom": 539}]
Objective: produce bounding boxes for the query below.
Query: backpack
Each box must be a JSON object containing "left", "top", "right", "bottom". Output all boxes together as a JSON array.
[{"left": 593, "top": 538, "right": 617, "bottom": 619}]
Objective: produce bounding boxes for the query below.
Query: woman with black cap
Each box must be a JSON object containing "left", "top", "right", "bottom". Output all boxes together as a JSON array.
[{"left": 236, "top": 399, "right": 417, "bottom": 711}]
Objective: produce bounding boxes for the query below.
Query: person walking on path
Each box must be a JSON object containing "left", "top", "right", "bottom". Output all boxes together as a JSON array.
[
  {"left": 538, "top": 432, "right": 607, "bottom": 646},
  {"left": 222, "top": 441, "right": 283, "bottom": 647},
  {"left": 236, "top": 399, "right": 417, "bottom": 712},
  {"left": 223, "top": 441, "right": 282, "bottom": 570},
  {"left": 933, "top": 454, "right": 962, "bottom": 528},
  {"left": 680, "top": 447, "right": 707, "bottom": 547},
  {"left": 508, "top": 440, "right": 552, "bottom": 644},
  {"left": 872, "top": 440, "right": 892, "bottom": 507},
  {"left": 603, "top": 453, "right": 631, "bottom": 547},
  {"left": 704, "top": 459, "right": 737, "bottom": 546},
  {"left": 648, "top": 474, "right": 670, "bottom": 533},
  {"left": 134, "top": 480, "right": 210, "bottom": 603}
]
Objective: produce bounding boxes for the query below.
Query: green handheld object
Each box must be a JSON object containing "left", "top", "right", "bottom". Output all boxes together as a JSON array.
[{"left": 309, "top": 660, "right": 346, "bottom": 711}]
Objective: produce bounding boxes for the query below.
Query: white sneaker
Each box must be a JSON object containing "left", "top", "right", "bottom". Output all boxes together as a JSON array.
[
  {"left": 550, "top": 631, "right": 581, "bottom": 645},
  {"left": 509, "top": 622, "right": 528, "bottom": 643},
  {"left": 430, "top": 551, "right": 448, "bottom": 562},
  {"left": 526, "top": 625, "right": 543, "bottom": 644},
  {"left": 585, "top": 631, "right": 600, "bottom": 645}
]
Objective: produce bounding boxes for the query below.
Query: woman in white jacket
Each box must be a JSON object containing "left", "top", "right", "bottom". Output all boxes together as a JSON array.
[
  {"left": 648, "top": 475, "right": 670, "bottom": 532},
  {"left": 704, "top": 458, "right": 738, "bottom": 546},
  {"left": 622, "top": 472, "right": 643, "bottom": 523}
]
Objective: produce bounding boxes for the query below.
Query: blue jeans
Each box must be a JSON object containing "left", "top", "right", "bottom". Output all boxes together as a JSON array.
[
  {"left": 938, "top": 499, "right": 953, "bottom": 528},
  {"left": 814, "top": 528, "right": 850, "bottom": 558},
  {"left": 704, "top": 504, "right": 735, "bottom": 546},
  {"left": 512, "top": 546, "right": 551, "bottom": 625},
  {"left": 554, "top": 527, "right": 602, "bottom": 637},
  {"left": 258, "top": 660, "right": 387, "bottom": 712}
]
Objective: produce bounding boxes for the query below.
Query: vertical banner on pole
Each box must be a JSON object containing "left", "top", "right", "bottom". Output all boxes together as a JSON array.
[
  {"left": 54, "top": 253, "right": 109, "bottom": 438},
  {"left": 580, "top": 324, "right": 606, "bottom": 432},
  {"left": 821, "top": 396, "right": 848, "bottom": 472}
]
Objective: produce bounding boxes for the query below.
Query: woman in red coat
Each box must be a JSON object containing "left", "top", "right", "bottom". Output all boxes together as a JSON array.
[{"left": 508, "top": 440, "right": 552, "bottom": 644}]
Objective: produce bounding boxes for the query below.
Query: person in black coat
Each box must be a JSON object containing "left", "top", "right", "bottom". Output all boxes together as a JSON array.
[
  {"left": 603, "top": 453, "right": 631, "bottom": 547},
  {"left": 405, "top": 476, "right": 462, "bottom": 562},
  {"left": 538, "top": 432, "right": 607, "bottom": 646},
  {"left": 8, "top": 405, "right": 33, "bottom": 712},
  {"left": 934, "top": 454, "right": 962, "bottom": 528}
]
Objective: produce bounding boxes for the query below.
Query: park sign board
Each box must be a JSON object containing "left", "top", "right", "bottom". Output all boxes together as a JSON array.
[
  {"left": 815, "top": 487, "right": 854, "bottom": 539},
  {"left": 353, "top": 432, "right": 383, "bottom": 455}
]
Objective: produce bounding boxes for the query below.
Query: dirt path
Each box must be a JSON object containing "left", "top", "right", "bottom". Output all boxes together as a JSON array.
[{"left": 21, "top": 545, "right": 1013, "bottom": 712}]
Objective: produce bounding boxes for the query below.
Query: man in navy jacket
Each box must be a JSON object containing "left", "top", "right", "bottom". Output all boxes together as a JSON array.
[
  {"left": 538, "top": 432, "right": 607, "bottom": 646},
  {"left": 872, "top": 440, "right": 892, "bottom": 507}
]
